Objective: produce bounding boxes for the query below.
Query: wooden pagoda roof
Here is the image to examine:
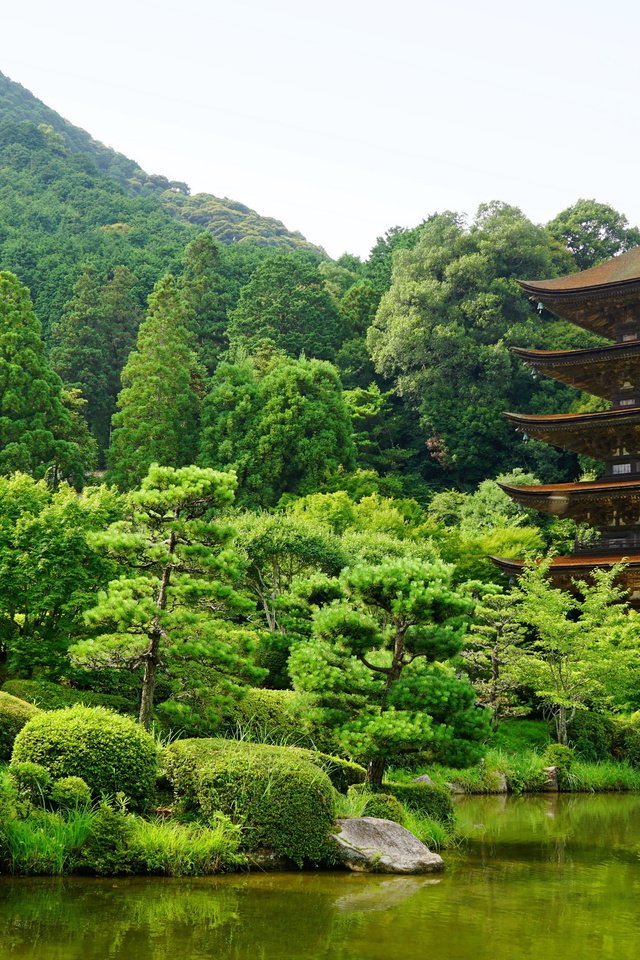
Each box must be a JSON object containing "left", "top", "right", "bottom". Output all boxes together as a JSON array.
[
  {"left": 518, "top": 247, "right": 640, "bottom": 336},
  {"left": 498, "top": 478, "right": 640, "bottom": 522},
  {"left": 491, "top": 554, "right": 640, "bottom": 605},
  {"left": 511, "top": 341, "right": 640, "bottom": 399},
  {"left": 504, "top": 406, "right": 640, "bottom": 458}
]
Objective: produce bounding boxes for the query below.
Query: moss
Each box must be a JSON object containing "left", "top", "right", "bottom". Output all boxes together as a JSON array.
[
  {"left": 0, "top": 692, "right": 40, "bottom": 761},
  {"left": 2, "top": 679, "right": 135, "bottom": 715},
  {"left": 12, "top": 706, "right": 158, "bottom": 810}
]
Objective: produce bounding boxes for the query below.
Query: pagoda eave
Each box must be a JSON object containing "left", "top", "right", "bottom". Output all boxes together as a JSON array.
[
  {"left": 491, "top": 554, "right": 640, "bottom": 605},
  {"left": 497, "top": 479, "right": 640, "bottom": 522},
  {"left": 504, "top": 407, "right": 640, "bottom": 459},
  {"left": 511, "top": 342, "right": 640, "bottom": 400}
]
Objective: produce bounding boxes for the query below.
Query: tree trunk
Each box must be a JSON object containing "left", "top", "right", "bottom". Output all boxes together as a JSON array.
[
  {"left": 366, "top": 757, "right": 386, "bottom": 788},
  {"left": 139, "top": 651, "right": 158, "bottom": 729},
  {"left": 556, "top": 705, "right": 568, "bottom": 746}
]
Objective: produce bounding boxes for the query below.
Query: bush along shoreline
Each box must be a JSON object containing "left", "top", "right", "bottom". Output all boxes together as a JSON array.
[{"left": 4, "top": 702, "right": 640, "bottom": 878}]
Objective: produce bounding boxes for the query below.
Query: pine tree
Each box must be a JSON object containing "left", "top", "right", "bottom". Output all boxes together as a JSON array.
[
  {"left": 108, "top": 274, "right": 204, "bottom": 489},
  {"left": 0, "top": 271, "right": 85, "bottom": 481},
  {"left": 179, "top": 233, "right": 228, "bottom": 375}
]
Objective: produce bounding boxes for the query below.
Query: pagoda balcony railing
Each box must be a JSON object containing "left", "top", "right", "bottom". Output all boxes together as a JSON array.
[{"left": 575, "top": 531, "right": 640, "bottom": 555}]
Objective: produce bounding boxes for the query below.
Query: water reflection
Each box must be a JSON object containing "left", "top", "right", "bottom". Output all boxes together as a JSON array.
[{"left": 2, "top": 794, "right": 640, "bottom": 960}]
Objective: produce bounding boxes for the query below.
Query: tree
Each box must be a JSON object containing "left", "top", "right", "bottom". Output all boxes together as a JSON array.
[
  {"left": 227, "top": 254, "right": 345, "bottom": 361},
  {"left": 0, "top": 474, "right": 120, "bottom": 677},
  {"left": 108, "top": 274, "right": 204, "bottom": 489},
  {"left": 179, "top": 233, "right": 228, "bottom": 375},
  {"left": 367, "top": 205, "right": 576, "bottom": 485},
  {"left": 289, "top": 558, "right": 489, "bottom": 785},
  {"left": 505, "top": 561, "right": 640, "bottom": 744},
  {"left": 71, "top": 465, "right": 263, "bottom": 728},
  {"left": 0, "top": 272, "right": 91, "bottom": 483},
  {"left": 547, "top": 199, "right": 640, "bottom": 270},
  {"left": 200, "top": 353, "right": 355, "bottom": 507}
]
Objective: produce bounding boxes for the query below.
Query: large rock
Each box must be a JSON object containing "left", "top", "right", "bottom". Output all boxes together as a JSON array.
[{"left": 332, "top": 817, "right": 445, "bottom": 875}]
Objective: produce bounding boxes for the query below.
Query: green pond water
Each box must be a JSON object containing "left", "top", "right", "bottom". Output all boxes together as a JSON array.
[{"left": 2, "top": 793, "right": 640, "bottom": 960}]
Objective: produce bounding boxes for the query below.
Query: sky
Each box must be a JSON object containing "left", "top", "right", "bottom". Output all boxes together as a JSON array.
[{"left": 1, "top": 0, "right": 639, "bottom": 259}]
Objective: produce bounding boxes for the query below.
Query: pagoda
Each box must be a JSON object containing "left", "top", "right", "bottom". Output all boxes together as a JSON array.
[{"left": 493, "top": 246, "right": 640, "bottom": 605}]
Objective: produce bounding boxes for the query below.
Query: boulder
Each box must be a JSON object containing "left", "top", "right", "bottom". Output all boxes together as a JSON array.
[
  {"left": 542, "top": 765, "right": 559, "bottom": 792},
  {"left": 332, "top": 817, "right": 445, "bottom": 875},
  {"left": 412, "top": 774, "right": 435, "bottom": 785}
]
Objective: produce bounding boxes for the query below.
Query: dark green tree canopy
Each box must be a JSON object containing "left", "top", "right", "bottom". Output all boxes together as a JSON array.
[
  {"left": 547, "top": 199, "right": 640, "bottom": 271},
  {"left": 227, "top": 254, "right": 345, "bottom": 361},
  {"left": 108, "top": 274, "right": 204, "bottom": 489}
]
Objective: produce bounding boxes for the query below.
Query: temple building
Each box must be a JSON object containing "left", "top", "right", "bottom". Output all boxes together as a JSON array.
[{"left": 492, "top": 247, "right": 640, "bottom": 604}]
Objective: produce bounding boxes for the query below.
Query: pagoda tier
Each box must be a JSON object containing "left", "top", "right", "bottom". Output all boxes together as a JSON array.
[
  {"left": 511, "top": 341, "right": 640, "bottom": 401},
  {"left": 491, "top": 555, "right": 640, "bottom": 604},
  {"left": 498, "top": 478, "right": 640, "bottom": 525},
  {"left": 503, "top": 407, "right": 640, "bottom": 462},
  {"left": 518, "top": 247, "right": 640, "bottom": 338}
]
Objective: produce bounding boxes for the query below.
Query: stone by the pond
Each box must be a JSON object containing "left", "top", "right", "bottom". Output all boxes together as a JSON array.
[
  {"left": 412, "top": 773, "right": 435, "bottom": 785},
  {"left": 332, "top": 817, "right": 445, "bottom": 874}
]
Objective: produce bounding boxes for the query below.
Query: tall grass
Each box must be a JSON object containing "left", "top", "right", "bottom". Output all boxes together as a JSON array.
[
  {"left": 5, "top": 809, "right": 94, "bottom": 875},
  {"left": 128, "top": 815, "right": 246, "bottom": 876}
]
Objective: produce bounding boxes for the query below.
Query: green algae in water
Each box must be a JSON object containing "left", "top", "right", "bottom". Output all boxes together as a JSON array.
[{"left": 2, "top": 793, "right": 640, "bottom": 960}]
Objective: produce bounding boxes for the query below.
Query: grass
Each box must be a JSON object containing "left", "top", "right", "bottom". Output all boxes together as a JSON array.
[
  {"left": 5, "top": 808, "right": 94, "bottom": 875},
  {"left": 128, "top": 814, "right": 246, "bottom": 875}
]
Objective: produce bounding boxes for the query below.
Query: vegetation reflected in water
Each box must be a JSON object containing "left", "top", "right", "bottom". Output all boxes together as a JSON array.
[{"left": 2, "top": 794, "right": 640, "bottom": 960}]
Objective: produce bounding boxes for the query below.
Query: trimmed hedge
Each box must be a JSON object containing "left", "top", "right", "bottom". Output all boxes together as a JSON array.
[
  {"left": 163, "top": 738, "right": 365, "bottom": 799},
  {"left": 0, "top": 692, "right": 40, "bottom": 761},
  {"left": 11, "top": 706, "right": 158, "bottom": 810},
  {"left": 196, "top": 750, "right": 336, "bottom": 867},
  {"left": 383, "top": 781, "right": 454, "bottom": 824},
  {"left": 2, "top": 680, "right": 135, "bottom": 715},
  {"left": 361, "top": 792, "right": 406, "bottom": 824}
]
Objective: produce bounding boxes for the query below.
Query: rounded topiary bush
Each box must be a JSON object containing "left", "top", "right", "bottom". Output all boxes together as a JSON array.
[
  {"left": 361, "top": 792, "right": 406, "bottom": 824},
  {"left": 195, "top": 749, "right": 336, "bottom": 867},
  {"left": 11, "top": 706, "right": 158, "bottom": 810},
  {"left": 0, "top": 692, "right": 40, "bottom": 761},
  {"left": 51, "top": 776, "right": 92, "bottom": 810},
  {"left": 383, "top": 781, "right": 455, "bottom": 824},
  {"left": 8, "top": 761, "right": 53, "bottom": 806}
]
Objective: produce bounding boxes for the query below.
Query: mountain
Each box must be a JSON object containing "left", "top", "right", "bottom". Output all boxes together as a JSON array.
[{"left": 0, "top": 71, "right": 325, "bottom": 330}]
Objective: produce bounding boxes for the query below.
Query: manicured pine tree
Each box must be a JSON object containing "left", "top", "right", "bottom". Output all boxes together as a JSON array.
[
  {"left": 179, "top": 233, "right": 228, "bottom": 375},
  {"left": 108, "top": 274, "right": 204, "bottom": 489},
  {"left": 0, "top": 271, "right": 84, "bottom": 481}
]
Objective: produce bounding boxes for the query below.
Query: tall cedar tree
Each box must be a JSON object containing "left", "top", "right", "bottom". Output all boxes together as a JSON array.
[
  {"left": 0, "top": 271, "right": 88, "bottom": 483},
  {"left": 71, "top": 465, "right": 262, "bottom": 728},
  {"left": 227, "top": 254, "right": 344, "bottom": 361},
  {"left": 108, "top": 274, "right": 204, "bottom": 489},
  {"left": 179, "top": 233, "right": 228, "bottom": 375},
  {"left": 51, "top": 265, "right": 141, "bottom": 460}
]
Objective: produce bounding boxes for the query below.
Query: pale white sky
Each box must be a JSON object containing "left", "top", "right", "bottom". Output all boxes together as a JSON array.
[{"left": 1, "top": 0, "right": 639, "bottom": 258}]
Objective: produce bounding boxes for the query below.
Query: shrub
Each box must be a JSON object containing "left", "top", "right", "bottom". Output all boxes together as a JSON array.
[
  {"left": 361, "top": 792, "right": 406, "bottom": 824},
  {"left": 77, "top": 802, "right": 133, "bottom": 876},
  {"left": 51, "top": 777, "right": 92, "bottom": 810},
  {"left": 542, "top": 743, "right": 575, "bottom": 771},
  {"left": 195, "top": 750, "right": 336, "bottom": 867},
  {"left": 0, "top": 692, "right": 40, "bottom": 761},
  {"left": 2, "top": 679, "right": 134, "bottom": 715},
  {"left": 163, "top": 737, "right": 365, "bottom": 801},
  {"left": 383, "top": 782, "right": 454, "bottom": 824},
  {"left": 567, "top": 713, "right": 615, "bottom": 761},
  {"left": 610, "top": 715, "right": 640, "bottom": 767},
  {"left": 0, "top": 772, "right": 18, "bottom": 867},
  {"left": 8, "top": 762, "right": 53, "bottom": 807},
  {"left": 12, "top": 706, "right": 158, "bottom": 810}
]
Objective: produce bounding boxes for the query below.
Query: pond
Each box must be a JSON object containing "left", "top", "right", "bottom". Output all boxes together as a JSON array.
[{"left": 2, "top": 793, "right": 640, "bottom": 960}]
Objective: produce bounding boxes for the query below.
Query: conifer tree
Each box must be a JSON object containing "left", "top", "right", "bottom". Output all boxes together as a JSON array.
[
  {"left": 108, "top": 274, "right": 204, "bottom": 489},
  {"left": 179, "top": 233, "right": 228, "bottom": 375},
  {"left": 50, "top": 265, "right": 111, "bottom": 455},
  {"left": 51, "top": 264, "right": 142, "bottom": 460},
  {"left": 0, "top": 271, "right": 86, "bottom": 481}
]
